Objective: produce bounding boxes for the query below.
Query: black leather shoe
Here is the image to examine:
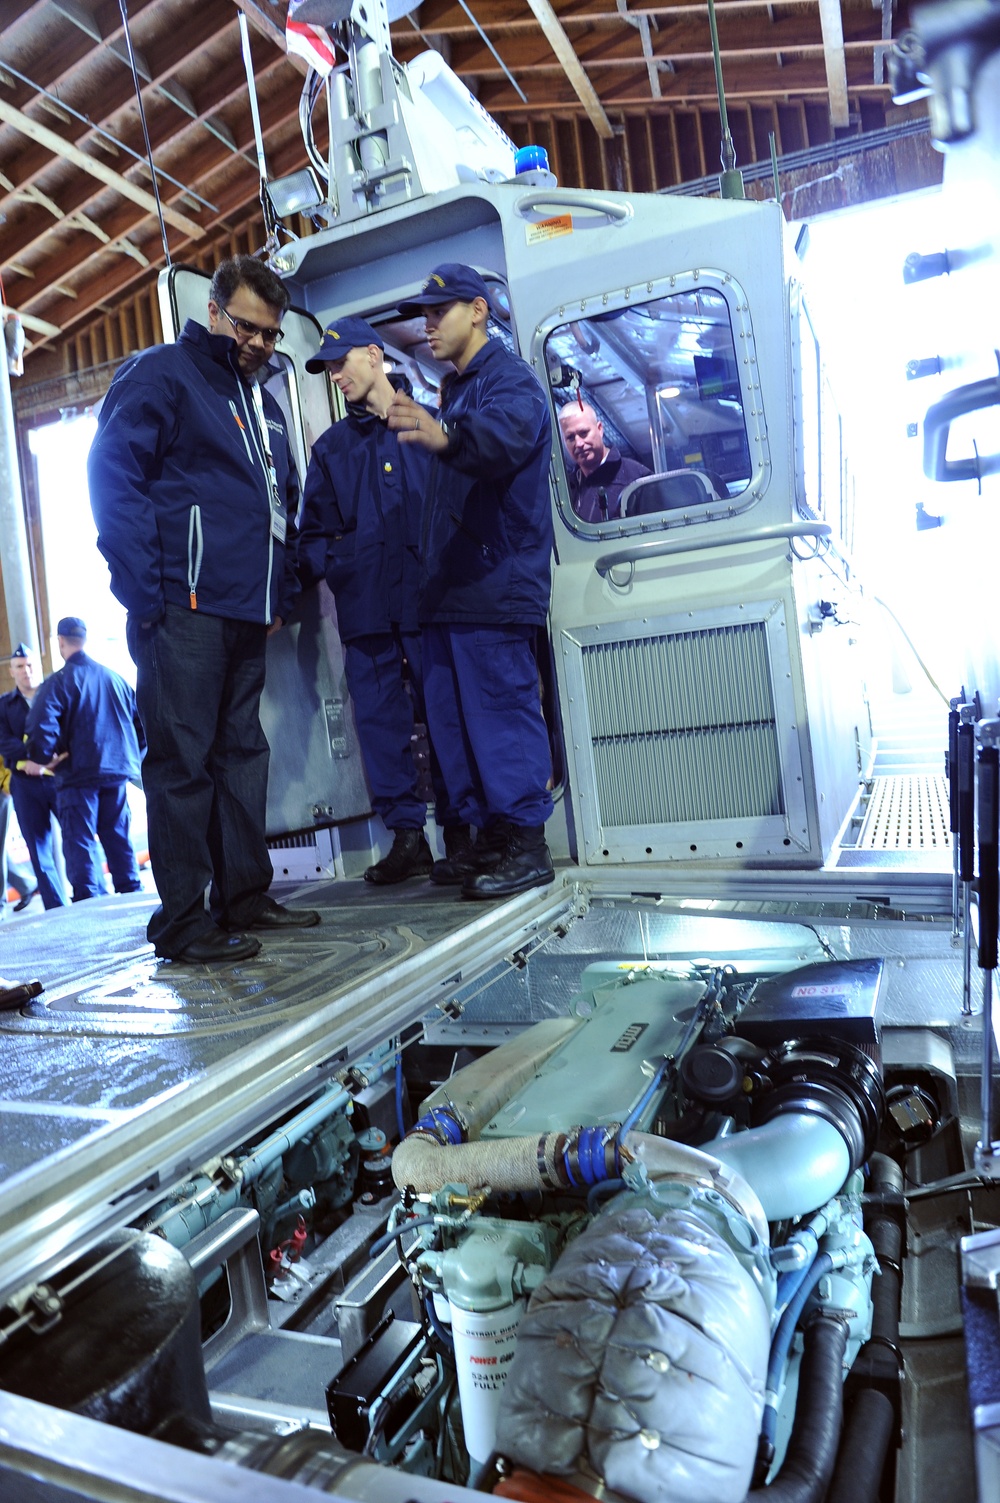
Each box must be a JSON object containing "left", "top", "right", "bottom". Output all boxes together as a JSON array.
[
  {"left": 163, "top": 930, "right": 262, "bottom": 964},
  {"left": 244, "top": 896, "right": 321, "bottom": 930},
  {"left": 12, "top": 889, "right": 38, "bottom": 913},
  {"left": 462, "top": 826, "right": 555, "bottom": 900},
  {"left": 430, "top": 823, "right": 507, "bottom": 886},
  {"left": 365, "top": 829, "right": 434, "bottom": 885}
]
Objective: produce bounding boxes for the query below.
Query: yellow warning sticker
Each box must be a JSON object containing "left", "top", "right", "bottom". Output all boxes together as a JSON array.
[{"left": 525, "top": 214, "right": 573, "bottom": 246}]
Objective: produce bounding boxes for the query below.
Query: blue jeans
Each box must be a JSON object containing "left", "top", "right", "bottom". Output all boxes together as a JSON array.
[
  {"left": 421, "top": 623, "right": 554, "bottom": 829},
  {"left": 57, "top": 783, "right": 141, "bottom": 901},
  {"left": 9, "top": 773, "right": 65, "bottom": 908},
  {"left": 344, "top": 629, "right": 453, "bottom": 830},
  {"left": 127, "top": 604, "right": 274, "bottom": 955}
]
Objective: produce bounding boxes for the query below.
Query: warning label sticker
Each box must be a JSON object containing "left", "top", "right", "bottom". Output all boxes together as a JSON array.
[{"left": 525, "top": 214, "right": 573, "bottom": 246}]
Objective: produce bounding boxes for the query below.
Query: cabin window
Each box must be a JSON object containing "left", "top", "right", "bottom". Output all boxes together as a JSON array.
[{"left": 543, "top": 286, "right": 754, "bottom": 530}]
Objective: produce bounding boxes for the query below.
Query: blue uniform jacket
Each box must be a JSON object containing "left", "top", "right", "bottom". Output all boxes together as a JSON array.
[
  {"left": 25, "top": 653, "right": 144, "bottom": 788},
  {"left": 0, "top": 688, "right": 31, "bottom": 776},
  {"left": 88, "top": 320, "right": 300, "bottom": 627},
  {"left": 420, "top": 340, "right": 553, "bottom": 627},
  {"left": 297, "top": 376, "right": 430, "bottom": 640}
]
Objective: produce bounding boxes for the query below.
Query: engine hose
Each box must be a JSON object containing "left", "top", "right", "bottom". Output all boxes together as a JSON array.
[
  {"left": 863, "top": 1154, "right": 903, "bottom": 1352},
  {"left": 869, "top": 1262, "right": 901, "bottom": 1349},
  {"left": 761, "top": 1253, "right": 836, "bottom": 1453},
  {"left": 747, "top": 1315, "right": 848, "bottom": 1502},
  {"left": 368, "top": 1216, "right": 439, "bottom": 1261},
  {"left": 423, "top": 1295, "right": 454, "bottom": 1354},
  {"left": 825, "top": 1388, "right": 896, "bottom": 1503}
]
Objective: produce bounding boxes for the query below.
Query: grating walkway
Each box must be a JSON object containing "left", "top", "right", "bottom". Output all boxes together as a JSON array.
[{"left": 858, "top": 774, "right": 951, "bottom": 851}]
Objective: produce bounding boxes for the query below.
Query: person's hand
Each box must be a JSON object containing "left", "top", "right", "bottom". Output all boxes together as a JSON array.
[
  {"left": 22, "top": 760, "right": 49, "bottom": 777},
  {"left": 267, "top": 615, "right": 284, "bottom": 637},
  {"left": 387, "top": 391, "right": 449, "bottom": 453}
]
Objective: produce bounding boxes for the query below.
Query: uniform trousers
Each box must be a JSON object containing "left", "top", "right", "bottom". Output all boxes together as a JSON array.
[
  {"left": 421, "top": 623, "right": 554, "bottom": 831},
  {"left": 127, "top": 604, "right": 274, "bottom": 955},
  {"left": 344, "top": 629, "right": 452, "bottom": 830},
  {"left": 9, "top": 773, "right": 65, "bottom": 908},
  {"left": 57, "top": 783, "right": 141, "bottom": 902}
]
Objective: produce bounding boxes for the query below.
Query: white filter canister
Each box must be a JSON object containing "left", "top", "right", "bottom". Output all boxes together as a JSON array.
[{"left": 449, "top": 1298, "right": 525, "bottom": 1466}]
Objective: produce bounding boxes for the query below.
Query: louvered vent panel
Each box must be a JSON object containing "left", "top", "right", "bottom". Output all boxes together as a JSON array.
[{"left": 580, "top": 622, "right": 785, "bottom": 826}]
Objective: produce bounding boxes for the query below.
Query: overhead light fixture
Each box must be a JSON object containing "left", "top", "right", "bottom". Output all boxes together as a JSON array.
[{"left": 268, "top": 168, "right": 325, "bottom": 219}]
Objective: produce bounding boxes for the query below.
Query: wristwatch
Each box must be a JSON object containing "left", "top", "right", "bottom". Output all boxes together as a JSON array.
[{"left": 439, "top": 418, "right": 452, "bottom": 448}]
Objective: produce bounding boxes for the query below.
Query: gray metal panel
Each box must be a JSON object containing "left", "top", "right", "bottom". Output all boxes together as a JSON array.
[
  {"left": 261, "top": 582, "right": 372, "bottom": 836},
  {"left": 560, "top": 599, "right": 809, "bottom": 863}
]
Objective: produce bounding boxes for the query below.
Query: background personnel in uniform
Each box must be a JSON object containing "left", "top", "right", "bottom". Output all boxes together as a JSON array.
[
  {"left": 0, "top": 642, "right": 65, "bottom": 909},
  {"left": 298, "top": 317, "right": 454, "bottom": 884},
  {"left": 26, "top": 617, "right": 143, "bottom": 903},
  {"left": 88, "top": 255, "right": 319, "bottom": 963},
  {"left": 388, "top": 263, "right": 556, "bottom": 900},
  {"left": 558, "top": 401, "right": 650, "bottom": 521}
]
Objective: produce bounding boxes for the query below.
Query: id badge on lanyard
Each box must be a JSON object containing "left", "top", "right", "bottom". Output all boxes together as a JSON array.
[{"left": 250, "top": 381, "right": 288, "bottom": 544}]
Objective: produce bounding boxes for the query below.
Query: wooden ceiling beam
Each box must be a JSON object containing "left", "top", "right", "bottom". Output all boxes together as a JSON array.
[
  {"left": 524, "top": 0, "right": 614, "bottom": 138},
  {"left": 394, "top": 4, "right": 885, "bottom": 46},
  {"left": 0, "top": 53, "right": 287, "bottom": 277},
  {"left": 22, "top": 124, "right": 311, "bottom": 356},
  {"left": 0, "top": 96, "right": 205, "bottom": 237},
  {"left": 11, "top": 85, "right": 304, "bottom": 320},
  {"left": 400, "top": 0, "right": 870, "bottom": 36},
  {"left": 0, "top": 0, "right": 242, "bottom": 212},
  {"left": 475, "top": 54, "right": 889, "bottom": 111},
  {"left": 818, "top": 0, "right": 850, "bottom": 128},
  {"left": 0, "top": 0, "right": 161, "bottom": 115},
  {"left": 392, "top": 30, "right": 887, "bottom": 80}
]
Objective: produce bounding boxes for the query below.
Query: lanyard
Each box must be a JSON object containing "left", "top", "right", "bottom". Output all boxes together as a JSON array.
[{"left": 248, "top": 379, "right": 287, "bottom": 544}]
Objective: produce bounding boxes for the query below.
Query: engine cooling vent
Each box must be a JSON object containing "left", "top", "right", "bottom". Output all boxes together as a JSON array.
[
  {"left": 560, "top": 604, "right": 809, "bottom": 862},
  {"left": 581, "top": 621, "right": 782, "bottom": 824}
]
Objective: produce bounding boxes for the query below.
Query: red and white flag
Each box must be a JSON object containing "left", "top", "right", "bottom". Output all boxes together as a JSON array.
[{"left": 285, "top": 6, "right": 338, "bottom": 77}]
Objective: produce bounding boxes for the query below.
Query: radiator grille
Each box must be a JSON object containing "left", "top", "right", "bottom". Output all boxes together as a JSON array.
[{"left": 580, "top": 621, "right": 785, "bottom": 826}]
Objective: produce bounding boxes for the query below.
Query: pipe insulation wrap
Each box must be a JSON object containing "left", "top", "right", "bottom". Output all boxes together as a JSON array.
[
  {"left": 494, "top": 1202, "right": 772, "bottom": 1503},
  {"left": 393, "top": 1112, "right": 854, "bottom": 1236},
  {"left": 392, "top": 1130, "right": 767, "bottom": 1239},
  {"left": 419, "top": 1017, "right": 585, "bottom": 1136}
]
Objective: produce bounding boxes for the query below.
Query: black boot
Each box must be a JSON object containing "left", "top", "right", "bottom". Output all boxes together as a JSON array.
[
  {"left": 430, "top": 824, "right": 506, "bottom": 886},
  {"left": 462, "top": 825, "right": 555, "bottom": 900},
  {"left": 364, "top": 829, "right": 434, "bottom": 885}
]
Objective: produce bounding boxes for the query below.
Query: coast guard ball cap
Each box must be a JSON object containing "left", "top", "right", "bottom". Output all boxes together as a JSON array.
[
  {"left": 398, "top": 264, "right": 491, "bottom": 319},
  {"left": 305, "top": 317, "right": 384, "bottom": 373},
  {"left": 56, "top": 617, "right": 87, "bottom": 638}
]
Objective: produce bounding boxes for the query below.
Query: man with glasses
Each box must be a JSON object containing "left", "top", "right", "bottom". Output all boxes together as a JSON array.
[{"left": 89, "top": 256, "right": 319, "bottom": 964}]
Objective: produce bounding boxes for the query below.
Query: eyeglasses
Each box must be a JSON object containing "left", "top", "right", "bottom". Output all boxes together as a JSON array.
[{"left": 221, "top": 307, "right": 284, "bottom": 346}]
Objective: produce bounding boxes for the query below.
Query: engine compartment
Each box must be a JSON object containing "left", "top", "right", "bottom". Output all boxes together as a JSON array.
[{"left": 0, "top": 895, "right": 989, "bottom": 1502}]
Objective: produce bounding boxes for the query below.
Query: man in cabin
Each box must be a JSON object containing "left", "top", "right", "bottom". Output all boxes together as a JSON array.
[
  {"left": 558, "top": 401, "right": 651, "bottom": 521},
  {"left": 386, "top": 262, "right": 556, "bottom": 900},
  {"left": 88, "top": 255, "right": 319, "bottom": 962},
  {"left": 298, "top": 317, "right": 455, "bottom": 884},
  {"left": 25, "top": 617, "right": 144, "bottom": 903},
  {"left": 0, "top": 642, "right": 65, "bottom": 909}
]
